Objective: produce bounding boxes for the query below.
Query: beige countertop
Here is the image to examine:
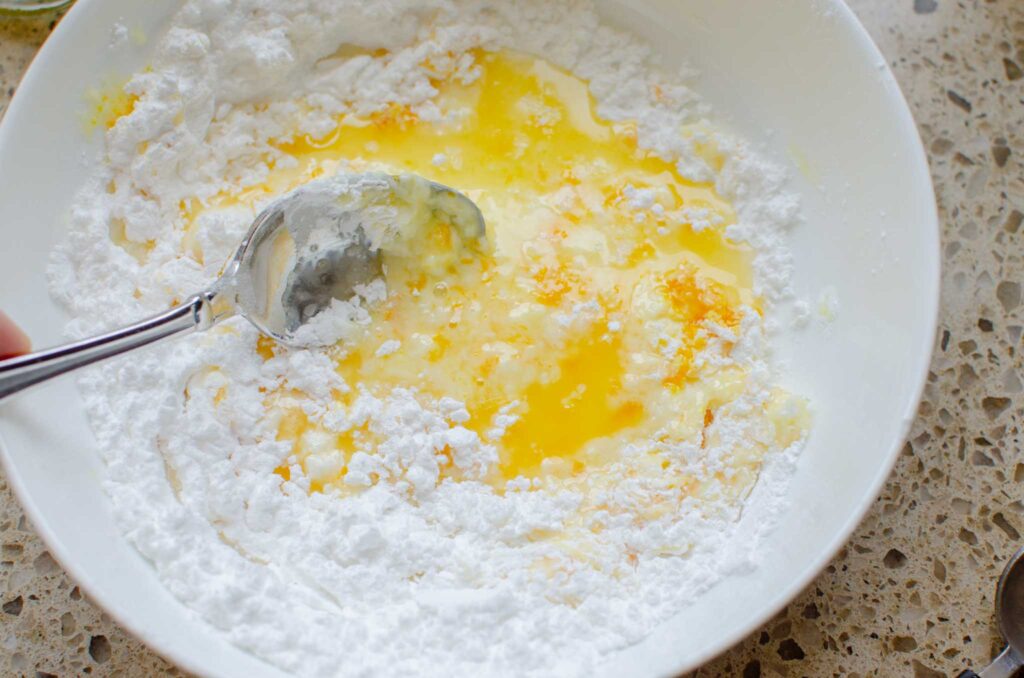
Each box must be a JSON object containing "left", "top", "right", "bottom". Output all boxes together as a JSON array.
[{"left": 0, "top": 1, "right": 1021, "bottom": 676}]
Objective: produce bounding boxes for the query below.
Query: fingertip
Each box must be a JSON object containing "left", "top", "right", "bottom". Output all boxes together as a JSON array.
[{"left": 0, "top": 311, "right": 31, "bottom": 359}]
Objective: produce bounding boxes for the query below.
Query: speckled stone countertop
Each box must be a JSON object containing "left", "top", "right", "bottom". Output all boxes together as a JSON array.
[{"left": 0, "top": 1, "right": 1020, "bottom": 676}]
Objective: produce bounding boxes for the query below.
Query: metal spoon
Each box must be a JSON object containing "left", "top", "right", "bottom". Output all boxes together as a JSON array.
[
  {"left": 958, "top": 545, "right": 1024, "bottom": 678},
  {"left": 0, "top": 172, "right": 485, "bottom": 402}
]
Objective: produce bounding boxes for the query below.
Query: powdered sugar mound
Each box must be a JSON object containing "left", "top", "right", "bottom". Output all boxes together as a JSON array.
[
  {"left": 288, "top": 279, "right": 387, "bottom": 347},
  {"left": 718, "top": 141, "right": 801, "bottom": 303},
  {"left": 48, "top": 1, "right": 808, "bottom": 676}
]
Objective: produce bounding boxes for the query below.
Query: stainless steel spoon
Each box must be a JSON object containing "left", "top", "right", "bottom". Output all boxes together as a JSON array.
[
  {"left": 0, "top": 172, "right": 485, "bottom": 403},
  {"left": 958, "top": 545, "right": 1024, "bottom": 678}
]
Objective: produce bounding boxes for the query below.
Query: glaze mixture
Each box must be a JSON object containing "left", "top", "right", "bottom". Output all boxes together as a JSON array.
[{"left": 52, "top": 1, "right": 808, "bottom": 675}]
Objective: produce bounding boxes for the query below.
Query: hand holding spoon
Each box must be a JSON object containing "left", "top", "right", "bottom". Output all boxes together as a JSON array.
[{"left": 0, "top": 172, "right": 485, "bottom": 402}]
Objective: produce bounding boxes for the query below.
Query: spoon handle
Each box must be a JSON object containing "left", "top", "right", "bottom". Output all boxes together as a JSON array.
[
  {"left": 958, "top": 646, "right": 1024, "bottom": 678},
  {"left": 0, "top": 292, "right": 219, "bottom": 403}
]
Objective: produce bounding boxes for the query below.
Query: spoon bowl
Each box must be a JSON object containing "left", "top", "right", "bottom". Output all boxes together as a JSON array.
[
  {"left": 996, "top": 546, "right": 1024, "bottom": 657},
  {"left": 958, "top": 545, "right": 1024, "bottom": 678},
  {"left": 224, "top": 172, "right": 485, "bottom": 345}
]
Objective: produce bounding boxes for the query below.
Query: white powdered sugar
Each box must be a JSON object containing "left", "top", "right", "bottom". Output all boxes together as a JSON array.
[
  {"left": 287, "top": 279, "right": 387, "bottom": 347},
  {"left": 49, "top": 1, "right": 806, "bottom": 676}
]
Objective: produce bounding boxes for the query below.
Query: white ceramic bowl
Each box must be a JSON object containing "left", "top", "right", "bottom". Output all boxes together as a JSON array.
[{"left": 0, "top": 1, "right": 939, "bottom": 676}]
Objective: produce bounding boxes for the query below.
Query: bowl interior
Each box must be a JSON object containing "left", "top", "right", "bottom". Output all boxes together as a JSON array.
[{"left": 0, "top": 1, "right": 937, "bottom": 676}]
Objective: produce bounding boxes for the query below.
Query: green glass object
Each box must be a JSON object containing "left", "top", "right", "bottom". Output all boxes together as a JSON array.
[{"left": 0, "top": 0, "right": 73, "bottom": 14}]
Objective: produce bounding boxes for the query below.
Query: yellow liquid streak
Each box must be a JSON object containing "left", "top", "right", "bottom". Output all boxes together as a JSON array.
[
  {"left": 192, "top": 50, "right": 758, "bottom": 488},
  {"left": 272, "top": 52, "right": 751, "bottom": 288},
  {"left": 85, "top": 77, "right": 138, "bottom": 132},
  {"left": 497, "top": 329, "right": 644, "bottom": 480}
]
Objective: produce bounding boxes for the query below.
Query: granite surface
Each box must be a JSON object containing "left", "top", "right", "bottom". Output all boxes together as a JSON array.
[{"left": 0, "top": 1, "right": 1021, "bottom": 676}]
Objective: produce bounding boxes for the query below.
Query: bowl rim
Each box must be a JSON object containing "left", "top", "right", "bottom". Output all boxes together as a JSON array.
[{"left": 671, "top": 0, "right": 942, "bottom": 669}]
